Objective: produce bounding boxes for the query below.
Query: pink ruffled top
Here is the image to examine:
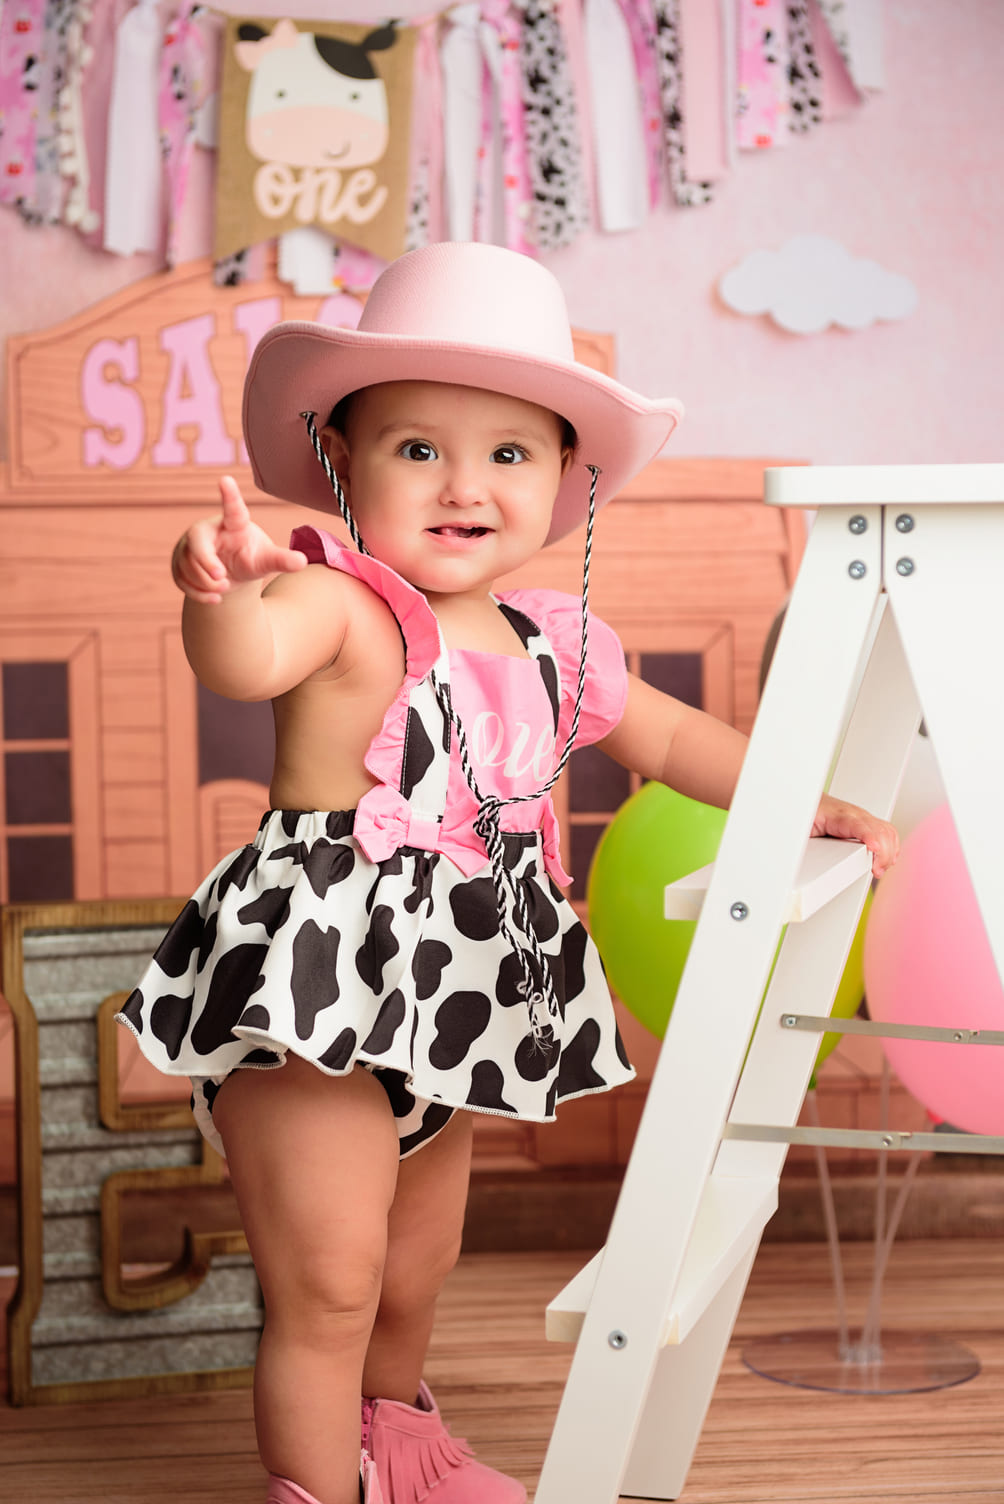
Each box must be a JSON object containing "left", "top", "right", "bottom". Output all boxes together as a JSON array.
[{"left": 291, "top": 525, "right": 628, "bottom": 886}]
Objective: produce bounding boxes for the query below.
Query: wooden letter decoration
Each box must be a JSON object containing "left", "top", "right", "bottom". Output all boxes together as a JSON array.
[{"left": 4, "top": 900, "right": 262, "bottom": 1405}]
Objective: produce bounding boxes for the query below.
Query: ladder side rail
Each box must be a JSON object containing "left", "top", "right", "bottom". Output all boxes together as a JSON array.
[
  {"left": 620, "top": 1245, "right": 761, "bottom": 1501},
  {"left": 716, "top": 876, "right": 871, "bottom": 1185},
  {"left": 535, "top": 507, "right": 883, "bottom": 1504},
  {"left": 717, "top": 601, "right": 923, "bottom": 1182},
  {"left": 884, "top": 502, "right": 1004, "bottom": 980}
]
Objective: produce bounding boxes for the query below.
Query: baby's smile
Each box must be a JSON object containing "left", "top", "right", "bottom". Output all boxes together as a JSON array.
[{"left": 428, "top": 524, "right": 493, "bottom": 539}]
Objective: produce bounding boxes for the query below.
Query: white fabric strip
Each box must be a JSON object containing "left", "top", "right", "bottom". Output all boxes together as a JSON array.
[
  {"left": 838, "top": 0, "right": 884, "bottom": 89},
  {"left": 103, "top": 0, "right": 163, "bottom": 254},
  {"left": 477, "top": 12, "right": 506, "bottom": 245},
  {"left": 584, "top": 0, "right": 647, "bottom": 232},
  {"left": 278, "top": 227, "right": 337, "bottom": 296},
  {"left": 441, "top": 2, "right": 483, "bottom": 243}
]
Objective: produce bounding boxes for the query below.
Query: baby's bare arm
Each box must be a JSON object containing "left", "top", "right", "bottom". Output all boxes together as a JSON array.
[
  {"left": 599, "top": 674, "right": 898, "bottom": 876},
  {"left": 600, "top": 674, "right": 747, "bottom": 808},
  {"left": 175, "top": 477, "right": 345, "bottom": 700}
]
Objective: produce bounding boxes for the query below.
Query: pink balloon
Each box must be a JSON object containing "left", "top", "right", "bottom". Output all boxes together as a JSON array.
[{"left": 864, "top": 803, "right": 1004, "bottom": 1135}]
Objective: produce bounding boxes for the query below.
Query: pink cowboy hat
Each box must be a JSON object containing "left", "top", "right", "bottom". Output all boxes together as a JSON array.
[{"left": 242, "top": 242, "right": 684, "bottom": 546}]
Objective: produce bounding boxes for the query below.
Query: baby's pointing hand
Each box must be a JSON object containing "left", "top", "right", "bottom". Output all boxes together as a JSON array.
[
  {"left": 172, "top": 476, "right": 308, "bottom": 603},
  {"left": 811, "top": 794, "right": 900, "bottom": 879}
]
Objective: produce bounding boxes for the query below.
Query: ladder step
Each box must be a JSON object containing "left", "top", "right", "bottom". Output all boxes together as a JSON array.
[
  {"left": 545, "top": 1175, "right": 777, "bottom": 1349},
  {"left": 664, "top": 837, "right": 871, "bottom": 923}
]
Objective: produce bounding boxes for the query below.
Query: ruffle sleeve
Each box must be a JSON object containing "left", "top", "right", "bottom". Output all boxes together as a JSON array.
[
  {"left": 496, "top": 588, "right": 628, "bottom": 747},
  {"left": 289, "top": 525, "right": 443, "bottom": 684}
]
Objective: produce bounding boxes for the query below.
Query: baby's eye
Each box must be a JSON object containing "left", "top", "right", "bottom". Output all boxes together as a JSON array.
[
  {"left": 490, "top": 444, "right": 528, "bottom": 465},
  {"left": 399, "top": 440, "right": 438, "bottom": 462}
]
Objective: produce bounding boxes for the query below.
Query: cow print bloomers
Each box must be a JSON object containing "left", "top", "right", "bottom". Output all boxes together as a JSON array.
[{"left": 117, "top": 526, "right": 635, "bottom": 1159}]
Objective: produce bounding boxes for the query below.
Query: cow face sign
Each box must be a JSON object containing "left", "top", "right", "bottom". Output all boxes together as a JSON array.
[
  {"left": 236, "top": 18, "right": 396, "bottom": 171},
  {"left": 216, "top": 16, "right": 414, "bottom": 263}
]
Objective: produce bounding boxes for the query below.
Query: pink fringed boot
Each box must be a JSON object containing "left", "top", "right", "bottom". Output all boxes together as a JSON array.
[
  {"left": 267, "top": 1450, "right": 384, "bottom": 1503},
  {"left": 363, "top": 1384, "right": 526, "bottom": 1504}
]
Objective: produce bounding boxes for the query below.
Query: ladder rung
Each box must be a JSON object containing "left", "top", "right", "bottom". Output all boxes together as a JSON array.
[
  {"left": 725, "top": 1123, "right": 1004, "bottom": 1155},
  {"left": 664, "top": 837, "right": 871, "bottom": 923},
  {"left": 545, "top": 1175, "right": 777, "bottom": 1349},
  {"left": 781, "top": 1012, "right": 1004, "bottom": 1046}
]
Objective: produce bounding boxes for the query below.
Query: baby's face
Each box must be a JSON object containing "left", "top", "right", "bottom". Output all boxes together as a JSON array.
[{"left": 325, "top": 381, "right": 572, "bottom": 602}]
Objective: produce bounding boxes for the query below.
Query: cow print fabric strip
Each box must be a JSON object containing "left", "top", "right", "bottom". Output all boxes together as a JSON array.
[
  {"left": 786, "top": 1, "right": 821, "bottom": 133},
  {"left": 519, "top": 0, "right": 590, "bottom": 249}
]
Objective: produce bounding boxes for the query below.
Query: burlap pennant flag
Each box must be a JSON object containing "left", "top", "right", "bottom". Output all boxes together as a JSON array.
[{"left": 215, "top": 16, "right": 416, "bottom": 262}]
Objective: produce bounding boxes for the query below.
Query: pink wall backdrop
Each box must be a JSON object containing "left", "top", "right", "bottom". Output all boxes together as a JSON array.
[{"left": 1, "top": 0, "right": 1001, "bottom": 467}]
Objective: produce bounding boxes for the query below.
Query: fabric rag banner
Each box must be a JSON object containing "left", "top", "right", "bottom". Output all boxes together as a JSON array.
[{"left": 215, "top": 16, "right": 416, "bottom": 262}]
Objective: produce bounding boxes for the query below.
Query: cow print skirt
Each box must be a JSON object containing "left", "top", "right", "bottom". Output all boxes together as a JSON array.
[{"left": 117, "top": 808, "right": 635, "bottom": 1159}]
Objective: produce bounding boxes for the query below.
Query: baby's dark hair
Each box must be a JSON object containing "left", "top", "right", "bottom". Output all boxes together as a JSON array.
[{"left": 327, "top": 390, "right": 578, "bottom": 455}]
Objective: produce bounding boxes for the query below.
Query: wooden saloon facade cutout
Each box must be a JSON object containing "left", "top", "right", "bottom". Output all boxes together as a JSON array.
[{"left": 0, "top": 261, "right": 804, "bottom": 1401}]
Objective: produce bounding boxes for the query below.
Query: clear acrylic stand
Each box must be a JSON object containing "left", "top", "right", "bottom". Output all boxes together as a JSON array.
[{"left": 742, "top": 1066, "right": 981, "bottom": 1395}]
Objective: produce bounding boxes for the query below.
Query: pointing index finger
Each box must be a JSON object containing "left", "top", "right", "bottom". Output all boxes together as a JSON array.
[{"left": 219, "top": 475, "right": 249, "bottom": 529}]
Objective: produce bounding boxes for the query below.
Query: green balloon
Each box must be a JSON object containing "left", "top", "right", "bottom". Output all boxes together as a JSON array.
[
  {"left": 586, "top": 783, "right": 727, "bottom": 1040},
  {"left": 587, "top": 782, "right": 872, "bottom": 1071}
]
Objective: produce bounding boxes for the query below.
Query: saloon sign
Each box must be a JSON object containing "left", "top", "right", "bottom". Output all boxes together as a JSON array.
[{"left": 3, "top": 258, "right": 362, "bottom": 503}]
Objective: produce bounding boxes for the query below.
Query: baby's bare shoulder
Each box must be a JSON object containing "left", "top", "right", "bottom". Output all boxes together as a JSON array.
[{"left": 267, "top": 562, "right": 403, "bottom": 682}]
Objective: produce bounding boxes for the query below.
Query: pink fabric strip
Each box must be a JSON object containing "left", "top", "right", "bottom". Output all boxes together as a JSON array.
[
  {"left": 159, "top": 4, "right": 210, "bottom": 268},
  {"left": 736, "top": 0, "right": 788, "bottom": 150},
  {"left": 407, "top": 16, "right": 445, "bottom": 247},
  {"left": 474, "top": 33, "right": 497, "bottom": 244},
  {"left": 613, "top": 0, "right": 663, "bottom": 210},
  {"left": 0, "top": 0, "right": 45, "bottom": 210},
  {"left": 478, "top": 0, "right": 534, "bottom": 255},
  {"left": 556, "top": 0, "right": 596, "bottom": 228},
  {"left": 677, "top": 0, "right": 730, "bottom": 181}
]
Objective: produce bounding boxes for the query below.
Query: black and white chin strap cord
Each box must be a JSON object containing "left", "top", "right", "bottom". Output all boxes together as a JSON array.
[
  {"left": 301, "top": 410, "right": 368, "bottom": 552},
  {"left": 302, "top": 410, "right": 598, "bottom": 1047}
]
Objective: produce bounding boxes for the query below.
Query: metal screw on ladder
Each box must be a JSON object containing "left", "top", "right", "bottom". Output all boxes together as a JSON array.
[
  {"left": 782, "top": 1014, "right": 797, "bottom": 1028},
  {"left": 848, "top": 560, "right": 867, "bottom": 579},
  {"left": 896, "top": 558, "right": 916, "bottom": 576},
  {"left": 607, "top": 1330, "right": 628, "bottom": 1350},
  {"left": 895, "top": 513, "right": 915, "bottom": 532},
  {"left": 848, "top": 515, "right": 868, "bottom": 534},
  {"left": 730, "top": 901, "right": 749, "bottom": 921}
]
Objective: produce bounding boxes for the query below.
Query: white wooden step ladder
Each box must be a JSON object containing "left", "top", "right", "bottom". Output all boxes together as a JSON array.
[{"left": 534, "top": 463, "right": 1004, "bottom": 1502}]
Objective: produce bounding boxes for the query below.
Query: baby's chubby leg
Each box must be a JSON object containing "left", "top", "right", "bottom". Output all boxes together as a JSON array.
[
  {"left": 363, "top": 1110, "right": 475, "bottom": 1403},
  {"left": 362, "top": 1111, "right": 526, "bottom": 1503},
  {"left": 214, "top": 1057, "right": 401, "bottom": 1504}
]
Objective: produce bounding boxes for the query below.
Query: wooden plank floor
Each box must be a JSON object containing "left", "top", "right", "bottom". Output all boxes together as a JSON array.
[{"left": 2, "top": 1238, "right": 1004, "bottom": 1502}]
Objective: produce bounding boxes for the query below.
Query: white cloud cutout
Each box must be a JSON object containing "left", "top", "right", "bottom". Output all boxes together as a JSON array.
[{"left": 718, "top": 233, "right": 918, "bottom": 335}]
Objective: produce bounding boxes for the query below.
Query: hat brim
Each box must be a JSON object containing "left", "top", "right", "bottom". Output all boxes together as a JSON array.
[{"left": 243, "top": 322, "right": 683, "bottom": 545}]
